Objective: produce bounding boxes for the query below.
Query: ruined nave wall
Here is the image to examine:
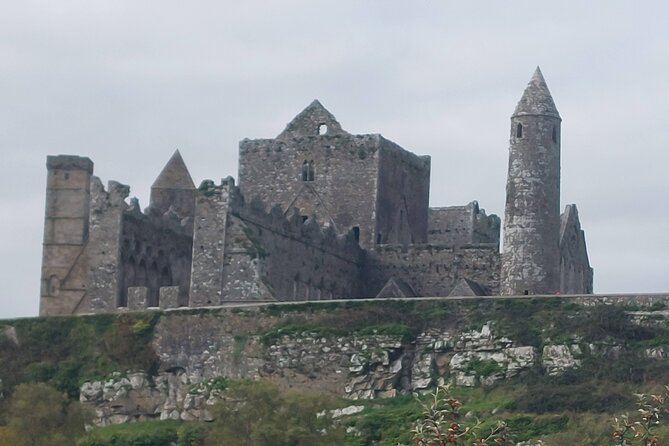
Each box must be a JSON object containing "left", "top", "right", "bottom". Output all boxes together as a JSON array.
[{"left": 363, "top": 244, "right": 501, "bottom": 297}]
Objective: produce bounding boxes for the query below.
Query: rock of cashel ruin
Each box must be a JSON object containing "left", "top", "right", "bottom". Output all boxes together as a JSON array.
[{"left": 39, "top": 67, "right": 593, "bottom": 316}]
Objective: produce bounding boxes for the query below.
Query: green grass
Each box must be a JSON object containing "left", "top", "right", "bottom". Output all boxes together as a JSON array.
[{"left": 78, "top": 420, "right": 186, "bottom": 446}]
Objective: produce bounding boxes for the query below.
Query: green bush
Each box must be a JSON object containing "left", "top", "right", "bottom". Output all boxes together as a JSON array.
[{"left": 0, "top": 312, "right": 160, "bottom": 399}]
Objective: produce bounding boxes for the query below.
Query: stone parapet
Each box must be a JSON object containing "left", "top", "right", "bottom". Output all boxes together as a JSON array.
[{"left": 127, "top": 287, "right": 147, "bottom": 310}]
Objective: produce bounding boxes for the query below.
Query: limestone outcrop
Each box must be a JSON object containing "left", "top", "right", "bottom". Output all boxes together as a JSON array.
[{"left": 82, "top": 321, "right": 587, "bottom": 425}]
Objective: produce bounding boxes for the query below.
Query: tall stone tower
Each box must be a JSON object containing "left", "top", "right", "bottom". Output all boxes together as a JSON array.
[
  {"left": 501, "top": 67, "right": 561, "bottom": 295},
  {"left": 40, "top": 155, "right": 93, "bottom": 314}
]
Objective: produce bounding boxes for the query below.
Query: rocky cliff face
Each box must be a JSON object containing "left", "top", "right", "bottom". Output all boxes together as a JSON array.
[{"left": 80, "top": 307, "right": 654, "bottom": 426}]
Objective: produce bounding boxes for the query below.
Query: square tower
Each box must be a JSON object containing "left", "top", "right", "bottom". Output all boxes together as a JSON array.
[{"left": 237, "top": 100, "right": 431, "bottom": 248}]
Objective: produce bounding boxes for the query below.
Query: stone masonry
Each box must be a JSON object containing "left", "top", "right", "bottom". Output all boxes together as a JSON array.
[{"left": 39, "top": 68, "right": 593, "bottom": 315}]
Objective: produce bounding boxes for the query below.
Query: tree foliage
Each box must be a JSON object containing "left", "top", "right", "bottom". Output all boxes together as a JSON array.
[
  {"left": 206, "top": 379, "right": 345, "bottom": 446},
  {"left": 1, "top": 382, "right": 87, "bottom": 446}
]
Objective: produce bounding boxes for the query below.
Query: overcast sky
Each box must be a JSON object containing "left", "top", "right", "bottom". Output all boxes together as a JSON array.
[{"left": 1, "top": 1, "right": 667, "bottom": 319}]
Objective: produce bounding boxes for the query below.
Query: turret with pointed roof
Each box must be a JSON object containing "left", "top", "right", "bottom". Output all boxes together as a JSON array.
[
  {"left": 501, "top": 67, "right": 562, "bottom": 295},
  {"left": 512, "top": 67, "right": 561, "bottom": 118},
  {"left": 150, "top": 150, "right": 197, "bottom": 220}
]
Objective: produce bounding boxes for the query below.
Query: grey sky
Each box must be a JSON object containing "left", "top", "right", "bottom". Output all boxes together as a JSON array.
[{"left": 1, "top": 1, "right": 667, "bottom": 318}]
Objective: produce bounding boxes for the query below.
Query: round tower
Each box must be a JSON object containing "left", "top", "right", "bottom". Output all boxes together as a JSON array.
[{"left": 500, "top": 67, "right": 561, "bottom": 295}]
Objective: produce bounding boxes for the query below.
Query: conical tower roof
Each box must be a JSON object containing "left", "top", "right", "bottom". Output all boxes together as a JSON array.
[
  {"left": 512, "top": 67, "right": 560, "bottom": 119},
  {"left": 151, "top": 150, "right": 196, "bottom": 190},
  {"left": 277, "top": 99, "right": 348, "bottom": 139}
]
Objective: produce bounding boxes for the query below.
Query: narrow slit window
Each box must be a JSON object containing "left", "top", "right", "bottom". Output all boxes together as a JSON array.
[
  {"left": 516, "top": 123, "right": 523, "bottom": 138},
  {"left": 552, "top": 126, "right": 557, "bottom": 143},
  {"left": 307, "top": 160, "right": 315, "bottom": 181},
  {"left": 301, "top": 160, "right": 309, "bottom": 181},
  {"left": 302, "top": 160, "right": 315, "bottom": 182},
  {"left": 352, "top": 226, "right": 360, "bottom": 242}
]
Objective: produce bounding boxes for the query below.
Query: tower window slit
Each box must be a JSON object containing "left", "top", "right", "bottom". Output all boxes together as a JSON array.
[
  {"left": 302, "top": 160, "right": 315, "bottom": 182},
  {"left": 516, "top": 123, "right": 523, "bottom": 138}
]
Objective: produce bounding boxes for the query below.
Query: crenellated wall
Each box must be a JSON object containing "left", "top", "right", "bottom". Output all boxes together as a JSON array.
[{"left": 230, "top": 197, "right": 364, "bottom": 301}]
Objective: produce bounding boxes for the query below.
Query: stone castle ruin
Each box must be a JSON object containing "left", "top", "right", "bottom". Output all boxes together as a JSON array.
[{"left": 40, "top": 68, "right": 593, "bottom": 316}]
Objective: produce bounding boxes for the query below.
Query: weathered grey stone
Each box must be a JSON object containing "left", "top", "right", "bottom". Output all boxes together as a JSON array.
[
  {"left": 159, "top": 286, "right": 179, "bottom": 309},
  {"left": 542, "top": 344, "right": 581, "bottom": 375},
  {"left": 501, "top": 68, "right": 562, "bottom": 296},
  {"left": 331, "top": 405, "right": 364, "bottom": 418},
  {"left": 39, "top": 70, "right": 593, "bottom": 319},
  {"left": 127, "top": 287, "right": 147, "bottom": 310},
  {"left": 428, "top": 201, "right": 500, "bottom": 247}
]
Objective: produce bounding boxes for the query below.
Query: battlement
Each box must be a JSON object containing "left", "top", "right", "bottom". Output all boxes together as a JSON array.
[{"left": 47, "top": 155, "right": 94, "bottom": 173}]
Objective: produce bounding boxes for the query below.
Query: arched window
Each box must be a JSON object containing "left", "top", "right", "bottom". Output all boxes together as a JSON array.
[
  {"left": 516, "top": 123, "right": 523, "bottom": 138},
  {"left": 552, "top": 126, "right": 557, "bottom": 143}
]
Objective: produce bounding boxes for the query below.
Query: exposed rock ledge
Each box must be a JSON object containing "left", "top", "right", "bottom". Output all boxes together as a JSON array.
[{"left": 83, "top": 322, "right": 592, "bottom": 426}]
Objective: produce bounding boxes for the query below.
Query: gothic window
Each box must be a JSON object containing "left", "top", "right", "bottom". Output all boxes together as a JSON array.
[
  {"left": 516, "top": 123, "right": 523, "bottom": 138},
  {"left": 302, "top": 160, "right": 315, "bottom": 182},
  {"left": 552, "top": 126, "right": 558, "bottom": 143},
  {"left": 301, "top": 160, "right": 308, "bottom": 181}
]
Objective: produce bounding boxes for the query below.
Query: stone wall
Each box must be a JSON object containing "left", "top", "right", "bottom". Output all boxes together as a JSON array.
[
  {"left": 228, "top": 195, "right": 364, "bottom": 301},
  {"left": 364, "top": 244, "right": 501, "bottom": 297},
  {"left": 375, "top": 138, "right": 431, "bottom": 245},
  {"left": 238, "top": 134, "right": 381, "bottom": 248},
  {"left": 87, "top": 178, "right": 129, "bottom": 312},
  {"left": 559, "top": 204, "right": 594, "bottom": 294},
  {"left": 189, "top": 180, "right": 234, "bottom": 306},
  {"left": 428, "top": 201, "right": 500, "bottom": 247},
  {"left": 188, "top": 178, "right": 364, "bottom": 303},
  {"left": 237, "top": 101, "right": 431, "bottom": 249},
  {"left": 119, "top": 210, "right": 193, "bottom": 308}
]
